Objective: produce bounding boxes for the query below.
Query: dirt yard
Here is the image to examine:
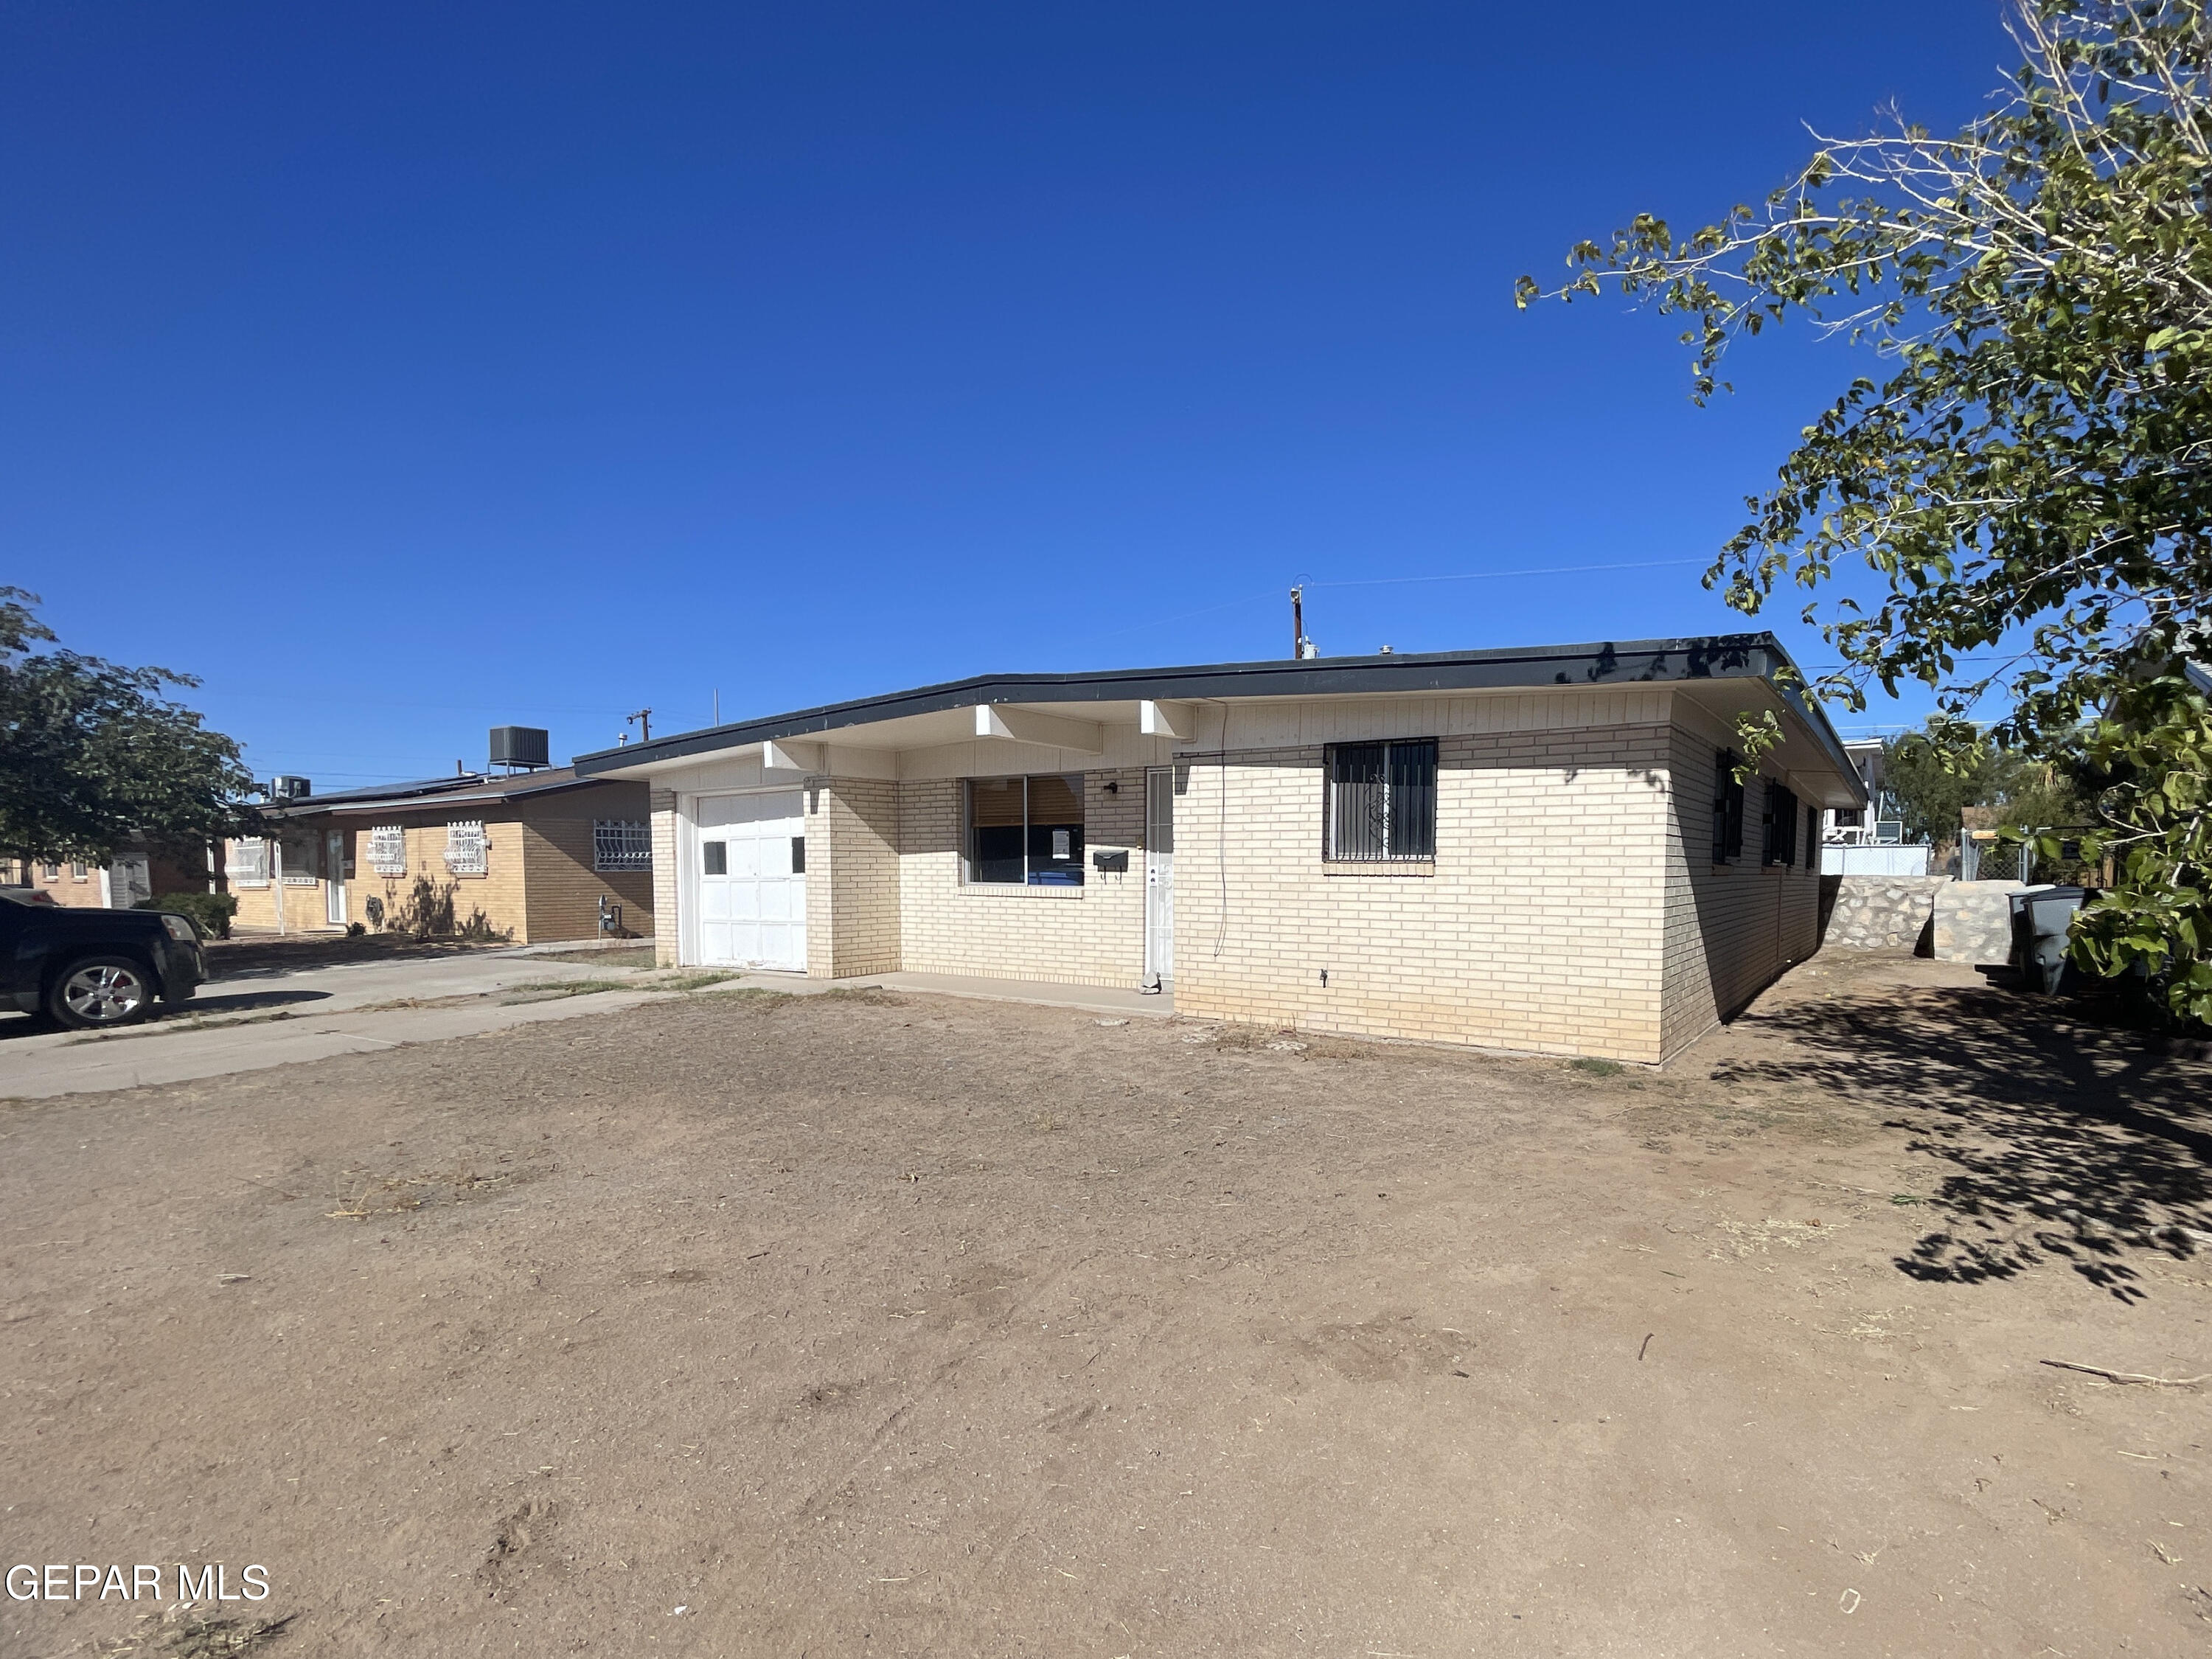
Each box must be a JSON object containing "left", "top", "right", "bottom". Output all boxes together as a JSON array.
[{"left": 3, "top": 953, "right": 2208, "bottom": 1657}]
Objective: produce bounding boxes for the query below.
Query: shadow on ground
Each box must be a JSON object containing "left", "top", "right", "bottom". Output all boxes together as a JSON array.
[
  {"left": 202, "top": 935, "right": 511, "bottom": 980},
  {"left": 0, "top": 988, "right": 332, "bottom": 1040},
  {"left": 1712, "top": 982, "right": 2211, "bottom": 1301}
]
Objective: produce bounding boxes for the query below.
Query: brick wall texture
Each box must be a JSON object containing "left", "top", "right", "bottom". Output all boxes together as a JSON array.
[
  {"left": 651, "top": 787, "right": 681, "bottom": 966},
  {"left": 661, "top": 700, "right": 1829, "bottom": 1063},
  {"left": 227, "top": 781, "right": 654, "bottom": 944},
  {"left": 1659, "top": 728, "right": 1823, "bottom": 1059},
  {"left": 809, "top": 777, "right": 903, "bottom": 978},
  {"left": 892, "top": 771, "right": 1147, "bottom": 987}
]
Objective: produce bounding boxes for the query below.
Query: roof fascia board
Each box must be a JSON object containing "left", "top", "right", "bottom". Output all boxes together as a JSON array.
[{"left": 573, "top": 633, "right": 1860, "bottom": 782}]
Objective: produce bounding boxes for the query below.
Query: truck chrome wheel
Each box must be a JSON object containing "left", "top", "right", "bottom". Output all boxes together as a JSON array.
[{"left": 59, "top": 961, "right": 150, "bottom": 1026}]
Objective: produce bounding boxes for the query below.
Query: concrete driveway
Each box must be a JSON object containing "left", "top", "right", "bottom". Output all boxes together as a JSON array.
[
  {"left": 0, "top": 947, "right": 689, "bottom": 1099},
  {"left": 0, "top": 947, "right": 1169, "bottom": 1101}
]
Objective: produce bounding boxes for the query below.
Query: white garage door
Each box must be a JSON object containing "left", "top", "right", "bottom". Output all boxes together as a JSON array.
[{"left": 695, "top": 792, "right": 807, "bottom": 970}]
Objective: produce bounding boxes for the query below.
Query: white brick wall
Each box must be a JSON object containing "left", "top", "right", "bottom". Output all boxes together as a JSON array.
[
  {"left": 1167, "top": 727, "right": 1673, "bottom": 1061},
  {"left": 650, "top": 787, "right": 680, "bottom": 966},
  {"left": 1659, "top": 718, "right": 1823, "bottom": 1057},
  {"left": 893, "top": 771, "right": 1147, "bottom": 987},
  {"left": 646, "top": 684, "right": 1834, "bottom": 1062},
  {"left": 807, "top": 778, "right": 902, "bottom": 978}
]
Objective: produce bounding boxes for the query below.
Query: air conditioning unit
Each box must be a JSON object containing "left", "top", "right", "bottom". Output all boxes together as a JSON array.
[
  {"left": 269, "top": 776, "right": 312, "bottom": 800},
  {"left": 489, "top": 726, "right": 551, "bottom": 770}
]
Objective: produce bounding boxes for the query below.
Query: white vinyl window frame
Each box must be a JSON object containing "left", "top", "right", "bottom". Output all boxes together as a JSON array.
[{"left": 961, "top": 774, "right": 1088, "bottom": 890}]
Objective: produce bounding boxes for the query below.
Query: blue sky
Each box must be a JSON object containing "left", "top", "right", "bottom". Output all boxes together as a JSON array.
[{"left": 1, "top": 2, "right": 2020, "bottom": 784}]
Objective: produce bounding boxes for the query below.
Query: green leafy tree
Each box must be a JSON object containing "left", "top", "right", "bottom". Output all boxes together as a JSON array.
[
  {"left": 2056, "top": 673, "right": 2212, "bottom": 1019},
  {"left": 1880, "top": 718, "right": 2023, "bottom": 844},
  {"left": 1, "top": 587, "right": 260, "bottom": 867},
  {"left": 1519, "top": 0, "right": 2212, "bottom": 1022}
]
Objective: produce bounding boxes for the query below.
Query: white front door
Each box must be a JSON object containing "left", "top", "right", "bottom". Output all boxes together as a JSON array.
[
  {"left": 1144, "top": 767, "right": 1174, "bottom": 990},
  {"left": 325, "top": 831, "right": 347, "bottom": 926},
  {"left": 695, "top": 792, "right": 807, "bottom": 970}
]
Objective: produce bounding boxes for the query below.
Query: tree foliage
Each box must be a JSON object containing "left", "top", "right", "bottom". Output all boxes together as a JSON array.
[
  {"left": 1881, "top": 718, "right": 2023, "bottom": 844},
  {"left": 2054, "top": 672, "right": 2212, "bottom": 1021},
  {"left": 1520, "top": 0, "right": 2212, "bottom": 1021},
  {"left": 1, "top": 588, "right": 261, "bottom": 866}
]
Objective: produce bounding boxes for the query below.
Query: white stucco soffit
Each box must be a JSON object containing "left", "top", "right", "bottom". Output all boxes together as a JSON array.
[
  {"left": 970, "top": 704, "right": 1105, "bottom": 754},
  {"left": 1138, "top": 699, "right": 1192, "bottom": 740}
]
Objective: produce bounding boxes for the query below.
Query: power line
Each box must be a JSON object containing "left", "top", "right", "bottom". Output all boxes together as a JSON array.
[
  {"left": 1095, "top": 557, "right": 1714, "bottom": 644},
  {"left": 1308, "top": 557, "right": 1708, "bottom": 590}
]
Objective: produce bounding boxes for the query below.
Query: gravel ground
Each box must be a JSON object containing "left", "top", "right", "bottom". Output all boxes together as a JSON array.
[{"left": 2, "top": 953, "right": 2208, "bottom": 1658}]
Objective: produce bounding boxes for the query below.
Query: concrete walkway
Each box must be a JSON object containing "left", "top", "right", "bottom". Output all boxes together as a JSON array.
[
  {"left": 852, "top": 971, "right": 1171, "bottom": 1020},
  {"left": 0, "top": 951, "right": 1173, "bottom": 1100}
]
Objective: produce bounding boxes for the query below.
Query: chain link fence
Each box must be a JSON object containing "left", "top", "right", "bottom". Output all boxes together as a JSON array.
[{"left": 1962, "top": 829, "right": 2107, "bottom": 886}]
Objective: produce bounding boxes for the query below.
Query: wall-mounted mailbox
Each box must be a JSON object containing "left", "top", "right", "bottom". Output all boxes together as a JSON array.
[{"left": 1092, "top": 849, "right": 1129, "bottom": 874}]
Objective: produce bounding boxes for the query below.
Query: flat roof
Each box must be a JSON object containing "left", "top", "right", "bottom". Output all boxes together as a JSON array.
[
  {"left": 258, "top": 767, "right": 626, "bottom": 819},
  {"left": 574, "top": 631, "right": 1860, "bottom": 783}
]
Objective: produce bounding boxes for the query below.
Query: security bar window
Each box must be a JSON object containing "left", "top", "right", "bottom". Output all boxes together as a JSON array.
[
  {"left": 966, "top": 775, "right": 1085, "bottom": 886},
  {"left": 593, "top": 819, "right": 652, "bottom": 872},
  {"left": 367, "top": 825, "right": 408, "bottom": 876},
  {"left": 1711, "top": 751, "right": 1746, "bottom": 863},
  {"left": 1325, "top": 740, "right": 1437, "bottom": 861},
  {"left": 229, "top": 839, "right": 269, "bottom": 886},
  {"left": 445, "top": 821, "right": 487, "bottom": 876},
  {"left": 1761, "top": 781, "right": 1801, "bottom": 867}
]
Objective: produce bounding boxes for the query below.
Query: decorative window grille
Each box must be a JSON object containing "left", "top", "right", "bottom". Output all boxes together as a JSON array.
[
  {"left": 445, "top": 820, "right": 488, "bottom": 875},
  {"left": 593, "top": 820, "right": 651, "bottom": 872},
  {"left": 229, "top": 839, "right": 270, "bottom": 886},
  {"left": 1711, "top": 750, "right": 1746, "bottom": 863},
  {"left": 368, "top": 825, "right": 408, "bottom": 876},
  {"left": 1324, "top": 740, "right": 1437, "bottom": 861}
]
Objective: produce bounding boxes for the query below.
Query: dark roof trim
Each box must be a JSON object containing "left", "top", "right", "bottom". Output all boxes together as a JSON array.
[
  {"left": 260, "top": 769, "right": 625, "bottom": 819},
  {"left": 575, "top": 632, "right": 1861, "bottom": 785},
  {"left": 265, "top": 773, "right": 489, "bottom": 810}
]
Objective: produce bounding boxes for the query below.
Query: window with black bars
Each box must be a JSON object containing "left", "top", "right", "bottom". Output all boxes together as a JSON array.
[
  {"left": 592, "top": 820, "right": 652, "bottom": 872},
  {"left": 1711, "top": 751, "right": 1745, "bottom": 863},
  {"left": 1325, "top": 740, "right": 1436, "bottom": 861},
  {"left": 1761, "top": 780, "right": 1801, "bottom": 867}
]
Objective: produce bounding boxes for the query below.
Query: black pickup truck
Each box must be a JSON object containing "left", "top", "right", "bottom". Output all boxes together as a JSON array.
[{"left": 0, "top": 888, "right": 205, "bottom": 1029}]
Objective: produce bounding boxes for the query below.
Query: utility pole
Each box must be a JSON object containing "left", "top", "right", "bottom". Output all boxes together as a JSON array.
[
  {"left": 1290, "top": 586, "right": 1315, "bottom": 660},
  {"left": 626, "top": 709, "right": 653, "bottom": 743}
]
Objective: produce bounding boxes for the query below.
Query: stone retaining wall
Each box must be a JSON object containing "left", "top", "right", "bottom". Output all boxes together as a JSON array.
[
  {"left": 1934, "top": 882, "right": 2028, "bottom": 965},
  {"left": 1818, "top": 875, "right": 1948, "bottom": 951}
]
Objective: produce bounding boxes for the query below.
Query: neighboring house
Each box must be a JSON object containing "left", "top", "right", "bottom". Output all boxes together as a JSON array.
[
  {"left": 1822, "top": 739, "right": 1902, "bottom": 843},
  {"left": 571, "top": 633, "right": 1863, "bottom": 1064},
  {"left": 226, "top": 765, "right": 654, "bottom": 942},
  {"left": 3, "top": 842, "right": 212, "bottom": 910}
]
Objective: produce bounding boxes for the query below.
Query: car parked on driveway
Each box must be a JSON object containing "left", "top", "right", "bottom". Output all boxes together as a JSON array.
[{"left": 1, "top": 888, "right": 205, "bottom": 1029}]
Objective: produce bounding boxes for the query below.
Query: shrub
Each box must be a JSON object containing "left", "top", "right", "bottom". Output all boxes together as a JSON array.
[{"left": 136, "top": 890, "right": 238, "bottom": 939}]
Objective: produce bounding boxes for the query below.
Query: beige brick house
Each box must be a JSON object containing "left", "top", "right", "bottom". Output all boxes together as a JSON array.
[
  {"left": 5, "top": 844, "right": 212, "bottom": 911},
  {"left": 572, "top": 635, "right": 1863, "bottom": 1062},
  {"left": 227, "top": 768, "right": 654, "bottom": 943}
]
